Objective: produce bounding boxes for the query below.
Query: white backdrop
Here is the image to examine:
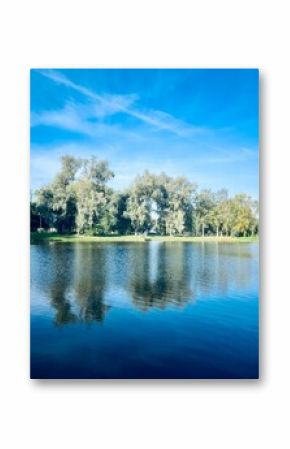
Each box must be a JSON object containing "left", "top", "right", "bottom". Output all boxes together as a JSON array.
[{"left": 0, "top": 1, "right": 289, "bottom": 448}]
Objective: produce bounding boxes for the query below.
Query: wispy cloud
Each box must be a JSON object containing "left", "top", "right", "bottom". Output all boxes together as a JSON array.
[
  {"left": 31, "top": 102, "right": 95, "bottom": 136},
  {"left": 36, "top": 69, "right": 207, "bottom": 137},
  {"left": 30, "top": 69, "right": 259, "bottom": 199},
  {"left": 31, "top": 99, "right": 149, "bottom": 141}
]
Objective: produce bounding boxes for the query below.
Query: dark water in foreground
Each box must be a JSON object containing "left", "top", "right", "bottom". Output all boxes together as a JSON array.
[{"left": 30, "top": 242, "right": 259, "bottom": 379}]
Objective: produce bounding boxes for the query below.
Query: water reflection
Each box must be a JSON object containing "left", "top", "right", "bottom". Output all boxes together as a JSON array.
[
  {"left": 31, "top": 242, "right": 258, "bottom": 378},
  {"left": 49, "top": 245, "right": 77, "bottom": 326},
  {"left": 74, "top": 245, "right": 110, "bottom": 323},
  {"left": 128, "top": 243, "right": 193, "bottom": 310},
  {"left": 46, "top": 244, "right": 110, "bottom": 325},
  {"left": 192, "top": 243, "right": 256, "bottom": 297},
  {"left": 36, "top": 242, "right": 257, "bottom": 326}
]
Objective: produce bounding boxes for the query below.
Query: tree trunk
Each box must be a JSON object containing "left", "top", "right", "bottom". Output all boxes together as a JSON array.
[
  {"left": 216, "top": 225, "right": 219, "bottom": 237},
  {"left": 202, "top": 223, "right": 205, "bottom": 237}
]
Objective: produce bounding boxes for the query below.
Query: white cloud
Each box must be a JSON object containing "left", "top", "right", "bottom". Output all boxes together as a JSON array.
[
  {"left": 31, "top": 102, "right": 96, "bottom": 136},
  {"left": 37, "top": 69, "right": 207, "bottom": 137},
  {"left": 31, "top": 100, "right": 143, "bottom": 139},
  {"left": 30, "top": 71, "right": 258, "bottom": 198}
]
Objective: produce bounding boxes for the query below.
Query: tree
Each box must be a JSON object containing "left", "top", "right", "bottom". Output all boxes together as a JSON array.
[
  {"left": 106, "top": 192, "right": 131, "bottom": 234},
  {"left": 124, "top": 172, "right": 196, "bottom": 236},
  {"left": 31, "top": 153, "right": 259, "bottom": 237},
  {"left": 194, "top": 189, "right": 215, "bottom": 237},
  {"left": 151, "top": 173, "right": 170, "bottom": 235},
  {"left": 34, "top": 185, "right": 54, "bottom": 229},
  {"left": 207, "top": 189, "right": 229, "bottom": 236},
  {"left": 124, "top": 172, "right": 154, "bottom": 234},
  {"left": 165, "top": 177, "right": 196, "bottom": 235},
  {"left": 38, "top": 156, "right": 81, "bottom": 232},
  {"left": 74, "top": 157, "right": 114, "bottom": 234},
  {"left": 231, "top": 194, "right": 256, "bottom": 236},
  {"left": 250, "top": 200, "right": 259, "bottom": 236}
]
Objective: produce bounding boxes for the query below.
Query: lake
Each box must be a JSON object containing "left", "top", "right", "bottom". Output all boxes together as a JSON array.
[{"left": 30, "top": 242, "right": 259, "bottom": 379}]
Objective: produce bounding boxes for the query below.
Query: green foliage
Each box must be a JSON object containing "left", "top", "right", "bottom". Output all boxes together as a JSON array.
[
  {"left": 73, "top": 157, "right": 114, "bottom": 234},
  {"left": 31, "top": 154, "right": 259, "bottom": 237}
]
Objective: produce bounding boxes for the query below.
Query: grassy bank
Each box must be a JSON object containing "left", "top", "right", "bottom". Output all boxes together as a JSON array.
[{"left": 31, "top": 232, "right": 259, "bottom": 244}]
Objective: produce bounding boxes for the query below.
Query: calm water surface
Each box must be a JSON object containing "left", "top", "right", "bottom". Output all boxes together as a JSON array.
[{"left": 31, "top": 242, "right": 259, "bottom": 379}]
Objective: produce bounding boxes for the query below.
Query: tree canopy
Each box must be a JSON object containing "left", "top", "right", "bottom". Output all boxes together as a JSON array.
[{"left": 31, "top": 155, "right": 259, "bottom": 237}]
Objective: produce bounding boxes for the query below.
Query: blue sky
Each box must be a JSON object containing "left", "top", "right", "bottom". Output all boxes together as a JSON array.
[{"left": 30, "top": 69, "right": 259, "bottom": 198}]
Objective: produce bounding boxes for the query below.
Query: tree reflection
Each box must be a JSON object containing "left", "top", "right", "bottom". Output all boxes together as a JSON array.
[
  {"left": 74, "top": 244, "right": 110, "bottom": 323},
  {"left": 49, "top": 245, "right": 77, "bottom": 326},
  {"left": 48, "top": 244, "right": 110, "bottom": 325},
  {"left": 128, "top": 243, "right": 194, "bottom": 311},
  {"left": 127, "top": 242, "right": 256, "bottom": 311},
  {"left": 46, "top": 242, "right": 256, "bottom": 325},
  {"left": 191, "top": 243, "right": 256, "bottom": 298}
]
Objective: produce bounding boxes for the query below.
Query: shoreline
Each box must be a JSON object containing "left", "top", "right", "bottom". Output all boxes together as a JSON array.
[{"left": 30, "top": 232, "right": 259, "bottom": 244}]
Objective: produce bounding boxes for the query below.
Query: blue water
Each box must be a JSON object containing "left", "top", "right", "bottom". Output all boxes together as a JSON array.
[{"left": 30, "top": 242, "right": 259, "bottom": 379}]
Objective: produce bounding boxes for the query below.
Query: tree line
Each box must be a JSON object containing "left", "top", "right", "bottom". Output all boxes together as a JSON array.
[{"left": 30, "top": 155, "right": 259, "bottom": 237}]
